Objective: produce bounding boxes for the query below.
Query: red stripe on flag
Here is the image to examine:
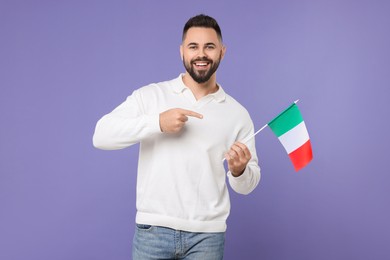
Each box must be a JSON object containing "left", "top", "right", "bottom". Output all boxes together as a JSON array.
[{"left": 288, "top": 139, "right": 313, "bottom": 171}]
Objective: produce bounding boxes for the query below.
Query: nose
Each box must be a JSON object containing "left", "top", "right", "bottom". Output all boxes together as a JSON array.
[{"left": 197, "top": 47, "right": 207, "bottom": 58}]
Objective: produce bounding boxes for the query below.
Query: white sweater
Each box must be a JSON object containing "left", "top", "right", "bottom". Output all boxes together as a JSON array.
[{"left": 93, "top": 74, "right": 261, "bottom": 232}]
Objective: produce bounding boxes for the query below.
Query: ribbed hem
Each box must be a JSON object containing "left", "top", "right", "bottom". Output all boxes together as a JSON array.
[{"left": 136, "top": 212, "right": 227, "bottom": 233}]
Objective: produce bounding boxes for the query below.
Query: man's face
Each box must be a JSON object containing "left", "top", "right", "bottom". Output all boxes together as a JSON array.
[{"left": 181, "top": 27, "right": 226, "bottom": 84}]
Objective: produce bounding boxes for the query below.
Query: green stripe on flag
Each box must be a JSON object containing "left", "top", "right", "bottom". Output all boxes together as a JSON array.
[{"left": 268, "top": 103, "right": 303, "bottom": 137}]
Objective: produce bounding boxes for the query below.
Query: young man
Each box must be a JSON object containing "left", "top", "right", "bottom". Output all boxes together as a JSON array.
[{"left": 93, "top": 14, "right": 261, "bottom": 259}]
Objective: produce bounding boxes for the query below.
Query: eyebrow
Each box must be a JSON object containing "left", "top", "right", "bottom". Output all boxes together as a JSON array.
[{"left": 187, "top": 42, "right": 217, "bottom": 47}]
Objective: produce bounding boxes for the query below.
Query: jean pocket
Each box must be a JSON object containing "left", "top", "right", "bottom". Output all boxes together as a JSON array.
[{"left": 136, "top": 224, "right": 153, "bottom": 230}]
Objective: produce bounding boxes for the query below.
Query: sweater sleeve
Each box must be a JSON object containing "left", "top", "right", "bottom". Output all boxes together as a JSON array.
[
  {"left": 92, "top": 89, "right": 161, "bottom": 150},
  {"left": 227, "top": 118, "right": 261, "bottom": 195},
  {"left": 227, "top": 158, "right": 260, "bottom": 195}
]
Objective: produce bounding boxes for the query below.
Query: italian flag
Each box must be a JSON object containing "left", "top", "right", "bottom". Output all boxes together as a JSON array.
[{"left": 268, "top": 102, "right": 313, "bottom": 171}]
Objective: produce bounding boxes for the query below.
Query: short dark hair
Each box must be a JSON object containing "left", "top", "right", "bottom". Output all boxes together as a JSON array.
[{"left": 182, "top": 14, "right": 223, "bottom": 42}]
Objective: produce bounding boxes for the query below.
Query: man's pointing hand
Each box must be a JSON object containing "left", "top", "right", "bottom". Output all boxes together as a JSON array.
[{"left": 159, "top": 108, "right": 203, "bottom": 133}]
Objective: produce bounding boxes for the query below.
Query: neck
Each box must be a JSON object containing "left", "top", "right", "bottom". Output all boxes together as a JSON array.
[{"left": 182, "top": 73, "right": 219, "bottom": 100}]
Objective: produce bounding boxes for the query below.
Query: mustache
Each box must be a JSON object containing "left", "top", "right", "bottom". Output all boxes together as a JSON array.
[{"left": 191, "top": 57, "right": 213, "bottom": 63}]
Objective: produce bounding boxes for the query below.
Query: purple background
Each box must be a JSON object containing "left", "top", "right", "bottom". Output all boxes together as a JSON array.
[{"left": 1, "top": 0, "right": 389, "bottom": 259}]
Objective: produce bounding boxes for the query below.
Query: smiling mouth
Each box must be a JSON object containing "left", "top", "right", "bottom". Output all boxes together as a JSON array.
[{"left": 193, "top": 61, "right": 210, "bottom": 69}]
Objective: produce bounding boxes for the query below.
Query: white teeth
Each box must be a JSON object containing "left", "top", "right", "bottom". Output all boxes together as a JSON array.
[{"left": 195, "top": 62, "right": 208, "bottom": 66}]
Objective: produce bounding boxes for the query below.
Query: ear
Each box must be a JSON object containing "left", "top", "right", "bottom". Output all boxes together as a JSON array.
[
  {"left": 220, "top": 44, "right": 227, "bottom": 60},
  {"left": 180, "top": 45, "right": 184, "bottom": 61}
]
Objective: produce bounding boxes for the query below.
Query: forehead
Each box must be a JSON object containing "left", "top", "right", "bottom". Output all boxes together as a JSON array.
[{"left": 183, "top": 27, "right": 221, "bottom": 44}]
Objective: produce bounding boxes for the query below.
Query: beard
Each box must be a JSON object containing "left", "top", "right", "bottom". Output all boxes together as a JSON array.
[{"left": 183, "top": 53, "right": 222, "bottom": 84}]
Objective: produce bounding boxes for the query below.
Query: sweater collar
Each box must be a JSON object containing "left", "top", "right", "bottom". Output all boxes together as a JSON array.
[{"left": 172, "top": 74, "right": 226, "bottom": 103}]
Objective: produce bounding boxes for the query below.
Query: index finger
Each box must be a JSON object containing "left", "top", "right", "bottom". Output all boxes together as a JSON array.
[
  {"left": 178, "top": 109, "right": 203, "bottom": 119},
  {"left": 232, "top": 142, "right": 251, "bottom": 156},
  {"left": 233, "top": 142, "right": 248, "bottom": 150}
]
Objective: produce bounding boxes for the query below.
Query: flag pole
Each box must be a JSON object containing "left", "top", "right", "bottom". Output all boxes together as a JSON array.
[
  {"left": 222, "top": 99, "right": 300, "bottom": 162},
  {"left": 242, "top": 123, "right": 268, "bottom": 143},
  {"left": 222, "top": 123, "right": 268, "bottom": 162}
]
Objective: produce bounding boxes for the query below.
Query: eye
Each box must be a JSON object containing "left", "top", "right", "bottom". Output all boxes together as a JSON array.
[
  {"left": 189, "top": 45, "right": 197, "bottom": 50},
  {"left": 206, "top": 45, "right": 216, "bottom": 50}
]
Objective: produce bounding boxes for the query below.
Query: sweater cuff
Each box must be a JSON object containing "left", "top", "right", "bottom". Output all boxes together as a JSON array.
[
  {"left": 227, "top": 167, "right": 249, "bottom": 182},
  {"left": 145, "top": 114, "right": 162, "bottom": 134},
  {"left": 227, "top": 167, "right": 253, "bottom": 195}
]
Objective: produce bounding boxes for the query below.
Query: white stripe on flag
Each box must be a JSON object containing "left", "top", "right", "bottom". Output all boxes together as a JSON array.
[{"left": 278, "top": 121, "right": 310, "bottom": 154}]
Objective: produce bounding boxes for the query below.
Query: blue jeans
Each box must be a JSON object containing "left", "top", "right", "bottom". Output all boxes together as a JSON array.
[{"left": 132, "top": 224, "right": 225, "bottom": 260}]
